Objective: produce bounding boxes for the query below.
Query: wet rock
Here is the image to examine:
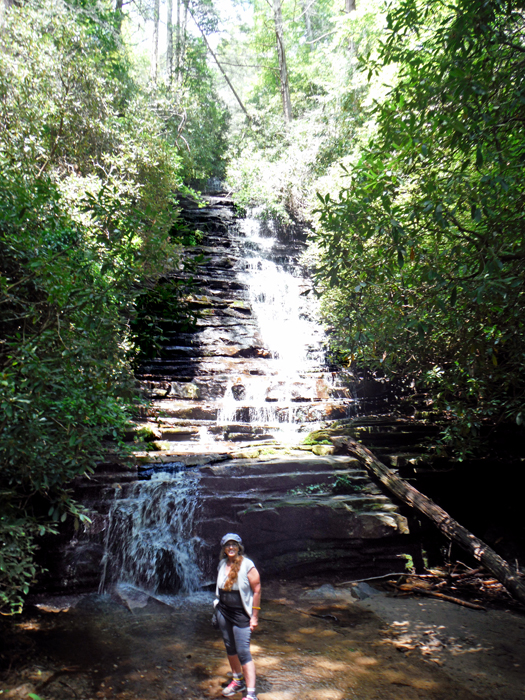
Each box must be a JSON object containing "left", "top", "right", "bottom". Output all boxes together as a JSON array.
[
  {"left": 300, "top": 584, "right": 355, "bottom": 602},
  {"left": 73, "top": 593, "right": 127, "bottom": 614},
  {"left": 229, "top": 301, "right": 252, "bottom": 315},
  {"left": 228, "top": 432, "right": 274, "bottom": 442},
  {"left": 64, "top": 542, "right": 105, "bottom": 579},
  {"left": 315, "top": 377, "right": 331, "bottom": 400},
  {"left": 351, "top": 581, "right": 381, "bottom": 600},
  {"left": 231, "top": 383, "right": 246, "bottom": 400},
  {"left": 171, "top": 382, "right": 200, "bottom": 399},
  {"left": 160, "top": 426, "right": 200, "bottom": 439},
  {"left": 158, "top": 404, "right": 217, "bottom": 420},
  {"left": 114, "top": 583, "right": 150, "bottom": 609}
]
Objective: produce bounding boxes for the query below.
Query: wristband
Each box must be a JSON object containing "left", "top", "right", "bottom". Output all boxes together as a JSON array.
[{"left": 252, "top": 606, "right": 261, "bottom": 610}]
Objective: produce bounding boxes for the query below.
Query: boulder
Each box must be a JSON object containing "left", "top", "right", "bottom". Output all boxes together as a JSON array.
[{"left": 171, "top": 382, "right": 201, "bottom": 399}]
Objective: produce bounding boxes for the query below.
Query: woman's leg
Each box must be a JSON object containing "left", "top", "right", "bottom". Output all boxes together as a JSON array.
[
  {"left": 232, "top": 626, "right": 256, "bottom": 693},
  {"left": 241, "top": 659, "right": 256, "bottom": 689},
  {"left": 217, "top": 610, "right": 242, "bottom": 670},
  {"left": 217, "top": 610, "right": 246, "bottom": 696},
  {"left": 227, "top": 654, "right": 242, "bottom": 675}
]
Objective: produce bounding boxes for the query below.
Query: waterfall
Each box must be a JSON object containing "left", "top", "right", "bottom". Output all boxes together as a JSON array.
[
  {"left": 217, "top": 216, "right": 328, "bottom": 441},
  {"left": 98, "top": 469, "right": 202, "bottom": 595},
  {"left": 54, "top": 197, "right": 392, "bottom": 603},
  {"left": 242, "top": 218, "right": 326, "bottom": 370}
]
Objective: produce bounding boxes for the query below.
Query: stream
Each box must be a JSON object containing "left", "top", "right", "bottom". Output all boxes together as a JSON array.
[{"left": 1, "top": 581, "right": 496, "bottom": 700}]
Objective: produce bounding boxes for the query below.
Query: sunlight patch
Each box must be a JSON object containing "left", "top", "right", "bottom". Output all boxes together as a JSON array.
[{"left": 305, "top": 690, "right": 345, "bottom": 700}]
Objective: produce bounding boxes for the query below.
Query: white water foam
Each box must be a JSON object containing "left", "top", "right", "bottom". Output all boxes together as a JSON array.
[
  {"left": 98, "top": 469, "right": 202, "bottom": 594},
  {"left": 217, "top": 217, "right": 328, "bottom": 442}
]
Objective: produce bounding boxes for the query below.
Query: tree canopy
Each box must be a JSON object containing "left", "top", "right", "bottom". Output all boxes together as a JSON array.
[{"left": 314, "top": 0, "right": 525, "bottom": 456}]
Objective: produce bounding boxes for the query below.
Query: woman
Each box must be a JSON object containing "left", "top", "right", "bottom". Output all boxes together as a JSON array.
[{"left": 215, "top": 533, "right": 261, "bottom": 700}]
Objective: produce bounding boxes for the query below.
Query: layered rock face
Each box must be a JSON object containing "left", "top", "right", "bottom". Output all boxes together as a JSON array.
[
  {"left": 135, "top": 195, "right": 391, "bottom": 450},
  {"left": 196, "top": 452, "right": 410, "bottom": 584},
  {"left": 57, "top": 448, "right": 412, "bottom": 594},
  {"left": 44, "top": 196, "right": 413, "bottom": 596}
]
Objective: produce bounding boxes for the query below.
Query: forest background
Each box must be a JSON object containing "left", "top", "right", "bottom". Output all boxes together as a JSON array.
[{"left": 1, "top": 0, "right": 524, "bottom": 613}]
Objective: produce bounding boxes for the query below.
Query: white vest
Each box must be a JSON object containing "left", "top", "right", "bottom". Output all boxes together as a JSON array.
[{"left": 216, "top": 557, "right": 256, "bottom": 616}]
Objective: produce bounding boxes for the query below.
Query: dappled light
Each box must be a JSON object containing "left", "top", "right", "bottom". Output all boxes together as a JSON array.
[{"left": 0, "top": 592, "right": 486, "bottom": 700}]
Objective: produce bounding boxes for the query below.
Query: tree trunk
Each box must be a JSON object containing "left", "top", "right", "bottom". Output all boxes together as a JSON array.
[
  {"left": 345, "top": 0, "right": 356, "bottom": 55},
  {"left": 301, "top": 1, "right": 313, "bottom": 44},
  {"left": 333, "top": 436, "right": 525, "bottom": 607},
  {"left": 175, "top": 0, "right": 183, "bottom": 82},
  {"left": 152, "top": 0, "right": 160, "bottom": 84},
  {"left": 187, "top": 6, "right": 251, "bottom": 120},
  {"left": 167, "top": 0, "right": 174, "bottom": 82},
  {"left": 114, "top": 0, "right": 124, "bottom": 33},
  {"left": 180, "top": 0, "right": 188, "bottom": 77},
  {"left": 272, "top": 0, "right": 292, "bottom": 123}
]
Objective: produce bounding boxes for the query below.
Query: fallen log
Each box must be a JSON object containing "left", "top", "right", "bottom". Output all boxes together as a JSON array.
[
  {"left": 393, "top": 583, "right": 487, "bottom": 611},
  {"left": 332, "top": 436, "right": 525, "bottom": 608}
]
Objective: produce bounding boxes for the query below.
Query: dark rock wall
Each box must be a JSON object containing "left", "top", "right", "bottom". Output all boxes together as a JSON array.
[
  {"left": 134, "top": 194, "right": 393, "bottom": 450},
  {"left": 35, "top": 196, "right": 416, "bottom": 597}
]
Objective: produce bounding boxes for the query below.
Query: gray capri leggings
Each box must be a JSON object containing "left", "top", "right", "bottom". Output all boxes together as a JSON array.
[{"left": 216, "top": 608, "right": 253, "bottom": 665}]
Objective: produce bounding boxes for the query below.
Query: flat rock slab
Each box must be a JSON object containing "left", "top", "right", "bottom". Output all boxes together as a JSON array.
[{"left": 195, "top": 452, "right": 412, "bottom": 580}]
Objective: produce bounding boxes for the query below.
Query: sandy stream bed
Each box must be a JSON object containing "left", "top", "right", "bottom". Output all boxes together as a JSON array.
[{"left": 1, "top": 581, "right": 524, "bottom": 700}]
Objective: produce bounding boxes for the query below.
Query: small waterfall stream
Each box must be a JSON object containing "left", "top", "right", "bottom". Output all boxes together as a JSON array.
[{"left": 98, "top": 469, "right": 202, "bottom": 595}]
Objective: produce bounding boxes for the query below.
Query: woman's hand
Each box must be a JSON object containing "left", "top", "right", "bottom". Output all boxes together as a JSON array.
[{"left": 250, "top": 614, "right": 259, "bottom": 631}]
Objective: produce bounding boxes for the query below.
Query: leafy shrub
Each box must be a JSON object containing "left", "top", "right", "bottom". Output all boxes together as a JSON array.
[
  {"left": 0, "top": 0, "right": 199, "bottom": 613},
  {"left": 314, "top": 0, "right": 525, "bottom": 457}
]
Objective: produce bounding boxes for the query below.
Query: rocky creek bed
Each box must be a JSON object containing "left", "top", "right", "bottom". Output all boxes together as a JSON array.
[{"left": 1, "top": 581, "right": 524, "bottom": 700}]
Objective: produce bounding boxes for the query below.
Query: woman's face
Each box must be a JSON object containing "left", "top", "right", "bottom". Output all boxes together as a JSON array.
[{"left": 224, "top": 541, "right": 239, "bottom": 559}]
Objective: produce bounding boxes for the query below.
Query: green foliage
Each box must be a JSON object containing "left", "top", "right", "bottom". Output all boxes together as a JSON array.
[
  {"left": 131, "top": 277, "right": 199, "bottom": 361},
  {"left": 224, "top": 0, "right": 386, "bottom": 219},
  {"left": 332, "top": 475, "right": 363, "bottom": 494},
  {"left": 302, "top": 434, "right": 332, "bottom": 446},
  {"left": 134, "top": 426, "right": 158, "bottom": 443},
  {"left": 314, "top": 0, "right": 525, "bottom": 457},
  {"left": 0, "top": 173, "right": 133, "bottom": 613},
  {"left": 0, "top": 0, "right": 200, "bottom": 613},
  {"left": 155, "top": 37, "right": 231, "bottom": 182},
  {"left": 288, "top": 483, "right": 327, "bottom": 496}
]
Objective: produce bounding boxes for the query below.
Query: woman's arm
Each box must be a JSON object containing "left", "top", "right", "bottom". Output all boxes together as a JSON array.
[{"left": 247, "top": 567, "right": 261, "bottom": 631}]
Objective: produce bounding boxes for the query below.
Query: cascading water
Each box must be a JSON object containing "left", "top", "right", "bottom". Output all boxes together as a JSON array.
[
  {"left": 98, "top": 469, "right": 202, "bottom": 595},
  {"left": 217, "top": 216, "right": 329, "bottom": 441},
  {"left": 55, "top": 195, "right": 387, "bottom": 603},
  {"left": 93, "top": 214, "right": 332, "bottom": 596}
]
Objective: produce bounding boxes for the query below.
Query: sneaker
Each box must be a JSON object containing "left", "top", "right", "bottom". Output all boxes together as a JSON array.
[
  {"left": 242, "top": 695, "right": 258, "bottom": 700},
  {"left": 222, "top": 679, "right": 246, "bottom": 697}
]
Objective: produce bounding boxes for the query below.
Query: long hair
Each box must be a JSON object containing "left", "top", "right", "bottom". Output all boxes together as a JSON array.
[{"left": 220, "top": 543, "right": 245, "bottom": 591}]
